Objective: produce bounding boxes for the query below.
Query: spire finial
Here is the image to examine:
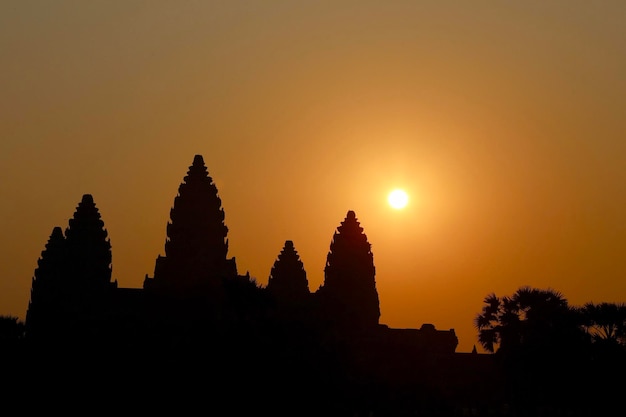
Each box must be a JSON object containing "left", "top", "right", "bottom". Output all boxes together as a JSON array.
[{"left": 193, "top": 154, "right": 204, "bottom": 165}]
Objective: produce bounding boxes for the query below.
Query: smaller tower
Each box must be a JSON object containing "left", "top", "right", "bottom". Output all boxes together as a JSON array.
[
  {"left": 267, "top": 240, "right": 310, "bottom": 306},
  {"left": 64, "top": 194, "right": 114, "bottom": 290},
  {"left": 25, "top": 226, "right": 66, "bottom": 339},
  {"left": 25, "top": 194, "right": 116, "bottom": 340}
]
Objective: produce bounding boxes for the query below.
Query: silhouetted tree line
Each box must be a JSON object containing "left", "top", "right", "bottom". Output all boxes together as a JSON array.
[{"left": 475, "top": 286, "right": 626, "bottom": 415}]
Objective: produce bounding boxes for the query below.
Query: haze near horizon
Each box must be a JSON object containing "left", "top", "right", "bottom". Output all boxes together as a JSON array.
[{"left": 1, "top": 1, "right": 625, "bottom": 352}]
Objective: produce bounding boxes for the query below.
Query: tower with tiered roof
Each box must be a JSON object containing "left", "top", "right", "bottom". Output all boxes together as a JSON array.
[
  {"left": 25, "top": 194, "right": 116, "bottom": 339},
  {"left": 143, "top": 155, "right": 237, "bottom": 297},
  {"left": 317, "top": 210, "right": 380, "bottom": 331}
]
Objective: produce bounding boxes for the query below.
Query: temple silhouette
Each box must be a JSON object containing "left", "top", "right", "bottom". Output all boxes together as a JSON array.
[{"left": 20, "top": 154, "right": 501, "bottom": 415}]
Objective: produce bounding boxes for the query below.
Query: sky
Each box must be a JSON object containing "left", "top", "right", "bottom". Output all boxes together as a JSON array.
[{"left": 1, "top": 1, "right": 625, "bottom": 353}]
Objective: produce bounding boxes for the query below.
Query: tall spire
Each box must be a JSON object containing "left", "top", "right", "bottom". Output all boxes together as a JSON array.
[
  {"left": 317, "top": 210, "right": 380, "bottom": 330},
  {"left": 144, "top": 155, "right": 237, "bottom": 294}
]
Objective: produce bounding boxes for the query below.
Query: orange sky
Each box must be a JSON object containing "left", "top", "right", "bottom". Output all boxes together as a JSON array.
[{"left": 1, "top": 1, "right": 625, "bottom": 352}]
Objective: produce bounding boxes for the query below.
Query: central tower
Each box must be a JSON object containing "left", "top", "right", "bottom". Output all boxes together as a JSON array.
[{"left": 144, "top": 155, "right": 237, "bottom": 296}]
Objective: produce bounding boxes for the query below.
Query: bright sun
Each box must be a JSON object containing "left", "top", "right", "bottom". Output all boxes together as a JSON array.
[{"left": 388, "top": 189, "right": 409, "bottom": 209}]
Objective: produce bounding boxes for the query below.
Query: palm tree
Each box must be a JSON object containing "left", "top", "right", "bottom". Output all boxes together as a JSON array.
[
  {"left": 475, "top": 287, "right": 591, "bottom": 412},
  {"left": 581, "top": 302, "right": 626, "bottom": 345},
  {"left": 475, "top": 293, "right": 503, "bottom": 353},
  {"left": 474, "top": 286, "right": 583, "bottom": 354}
]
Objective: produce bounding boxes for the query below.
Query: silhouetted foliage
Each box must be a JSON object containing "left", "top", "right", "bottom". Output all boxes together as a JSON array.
[
  {"left": 579, "top": 301, "right": 626, "bottom": 402},
  {"left": 475, "top": 286, "right": 584, "bottom": 354},
  {"left": 581, "top": 301, "right": 626, "bottom": 346},
  {"left": 475, "top": 286, "right": 596, "bottom": 414}
]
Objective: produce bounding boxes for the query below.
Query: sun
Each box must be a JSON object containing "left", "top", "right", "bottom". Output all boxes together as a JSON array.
[{"left": 388, "top": 189, "right": 409, "bottom": 209}]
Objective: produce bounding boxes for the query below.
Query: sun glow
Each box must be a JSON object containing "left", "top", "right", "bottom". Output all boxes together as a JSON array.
[{"left": 388, "top": 189, "right": 409, "bottom": 209}]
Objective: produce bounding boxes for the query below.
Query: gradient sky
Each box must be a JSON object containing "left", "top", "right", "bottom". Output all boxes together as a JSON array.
[{"left": 2, "top": 1, "right": 625, "bottom": 352}]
